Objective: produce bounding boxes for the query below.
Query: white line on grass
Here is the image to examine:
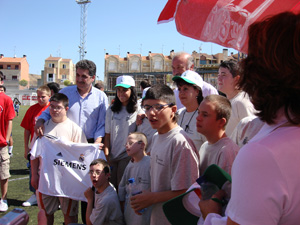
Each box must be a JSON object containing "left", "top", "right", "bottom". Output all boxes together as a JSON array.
[{"left": 9, "top": 176, "right": 29, "bottom": 182}]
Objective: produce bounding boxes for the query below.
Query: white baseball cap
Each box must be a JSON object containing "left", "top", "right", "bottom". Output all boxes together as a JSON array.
[
  {"left": 115, "top": 75, "right": 135, "bottom": 88},
  {"left": 172, "top": 70, "right": 203, "bottom": 89}
]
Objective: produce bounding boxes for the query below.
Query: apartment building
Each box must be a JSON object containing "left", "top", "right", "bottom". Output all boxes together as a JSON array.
[
  {"left": 43, "top": 55, "right": 75, "bottom": 85},
  {"left": 0, "top": 54, "right": 29, "bottom": 90}
]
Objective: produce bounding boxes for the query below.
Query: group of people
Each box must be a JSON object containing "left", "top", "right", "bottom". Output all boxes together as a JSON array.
[{"left": 0, "top": 11, "right": 299, "bottom": 225}]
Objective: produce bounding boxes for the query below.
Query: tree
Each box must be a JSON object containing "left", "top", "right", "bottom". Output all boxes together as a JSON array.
[
  {"left": 19, "top": 79, "right": 28, "bottom": 87},
  {"left": 63, "top": 80, "right": 71, "bottom": 86}
]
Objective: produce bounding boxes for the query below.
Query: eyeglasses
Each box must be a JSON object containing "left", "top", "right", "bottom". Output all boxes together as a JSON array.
[
  {"left": 49, "top": 105, "right": 65, "bottom": 111},
  {"left": 88, "top": 170, "right": 103, "bottom": 176},
  {"left": 142, "top": 103, "right": 174, "bottom": 113}
]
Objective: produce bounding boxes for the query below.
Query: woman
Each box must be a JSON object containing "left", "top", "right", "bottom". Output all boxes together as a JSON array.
[
  {"left": 104, "top": 75, "right": 142, "bottom": 189},
  {"left": 173, "top": 70, "right": 206, "bottom": 151},
  {"left": 200, "top": 12, "right": 300, "bottom": 225}
]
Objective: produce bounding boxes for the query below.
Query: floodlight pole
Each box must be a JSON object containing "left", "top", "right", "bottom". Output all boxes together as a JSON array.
[{"left": 76, "top": 0, "right": 91, "bottom": 61}]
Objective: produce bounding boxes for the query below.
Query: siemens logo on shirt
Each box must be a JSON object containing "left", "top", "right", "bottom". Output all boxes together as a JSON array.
[{"left": 53, "top": 159, "right": 87, "bottom": 170}]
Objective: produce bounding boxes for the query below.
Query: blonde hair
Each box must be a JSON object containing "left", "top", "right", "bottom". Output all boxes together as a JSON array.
[{"left": 37, "top": 85, "right": 51, "bottom": 96}]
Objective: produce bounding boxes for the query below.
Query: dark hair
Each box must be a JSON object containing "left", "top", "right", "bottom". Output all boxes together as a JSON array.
[
  {"left": 0, "top": 71, "right": 3, "bottom": 81},
  {"left": 219, "top": 60, "right": 239, "bottom": 78},
  {"left": 94, "top": 81, "right": 104, "bottom": 90},
  {"left": 76, "top": 59, "right": 96, "bottom": 77},
  {"left": 239, "top": 12, "right": 300, "bottom": 125},
  {"left": 174, "top": 79, "right": 203, "bottom": 105},
  {"left": 0, "top": 85, "right": 6, "bottom": 92},
  {"left": 111, "top": 86, "right": 137, "bottom": 113},
  {"left": 204, "top": 95, "right": 231, "bottom": 127},
  {"left": 140, "top": 80, "right": 151, "bottom": 89},
  {"left": 50, "top": 93, "right": 69, "bottom": 108},
  {"left": 144, "top": 84, "right": 178, "bottom": 122},
  {"left": 47, "top": 82, "right": 60, "bottom": 94},
  {"left": 90, "top": 159, "right": 111, "bottom": 175}
]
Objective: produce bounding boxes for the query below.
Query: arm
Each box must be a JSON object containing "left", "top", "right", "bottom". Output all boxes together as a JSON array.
[
  {"left": 24, "top": 130, "right": 31, "bottom": 159},
  {"left": 30, "top": 158, "right": 40, "bottom": 190},
  {"left": 136, "top": 113, "right": 145, "bottom": 126},
  {"left": 84, "top": 188, "right": 94, "bottom": 225},
  {"left": 5, "top": 120, "right": 12, "bottom": 143},
  {"left": 130, "top": 189, "right": 186, "bottom": 214},
  {"left": 103, "top": 133, "right": 110, "bottom": 161}
]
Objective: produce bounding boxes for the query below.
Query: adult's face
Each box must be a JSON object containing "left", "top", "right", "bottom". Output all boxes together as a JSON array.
[
  {"left": 76, "top": 68, "right": 95, "bottom": 92},
  {"left": 172, "top": 56, "right": 189, "bottom": 76}
]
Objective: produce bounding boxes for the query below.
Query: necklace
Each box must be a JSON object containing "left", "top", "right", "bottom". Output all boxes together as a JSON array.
[{"left": 180, "top": 109, "right": 198, "bottom": 132}]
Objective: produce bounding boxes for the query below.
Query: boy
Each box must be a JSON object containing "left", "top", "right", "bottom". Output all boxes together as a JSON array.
[
  {"left": 196, "top": 95, "right": 239, "bottom": 175},
  {"left": 84, "top": 159, "right": 124, "bottom": 225},
  {"left": 118, "top": 132, "right": 151, "bottom": 225},
  {"left": 31, "top": 93, "right": 87, "bottom": 225},
  {"left": 130, "top": 84, "right": 199, "bottom": 225},
  {"left": 20, "top": 85, "right": 51, "bottom": 207}
]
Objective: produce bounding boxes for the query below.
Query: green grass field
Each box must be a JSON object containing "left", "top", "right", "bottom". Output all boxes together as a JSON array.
[{"left": 0, "top": 105, "right": 83, "bottom": 224}]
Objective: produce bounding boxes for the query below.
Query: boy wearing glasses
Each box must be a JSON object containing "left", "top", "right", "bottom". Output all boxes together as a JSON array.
[
  {"left": 84, "top": 159, "right": 124, "bottom": 225},
  {"left": 20, "top": 85, "right": 51, "bottom": 207},
  {"left": 130, "top": 84, "right": 199, "bottom": 225},
  {"left": 118, "top": 132, "right": 151, "bottom": 225},
  {"left": 30, "top": 93, "right": 87, "bottom": 225}
]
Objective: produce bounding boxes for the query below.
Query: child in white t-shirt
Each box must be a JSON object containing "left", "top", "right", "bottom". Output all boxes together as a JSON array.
[
  {"left": 118, "top": 132, "right": 151, "bottom": 225},
  {"left": 196, "top": 95, "right": 238, "bottom": 176}
]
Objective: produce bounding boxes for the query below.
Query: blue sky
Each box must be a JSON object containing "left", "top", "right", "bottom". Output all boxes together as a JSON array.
[{"left": 1, "top": 0, "right": 237, "bottom": 81}]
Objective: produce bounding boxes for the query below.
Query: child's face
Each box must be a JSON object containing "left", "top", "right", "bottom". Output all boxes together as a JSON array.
[
  {"left": 196, "top": 100, "right": 220, "bottom": 136},
  {"left": 143, "top": 99, "right": 176, "bottom": 134},
  {"left": 178, "top": 83, "right": 199, "bottom": 107},
  {"left": 37, "top": 90, "right": 50, "bottom": 106},
  {"left": 217, "top": 67, "right": 238, "bottom": 95},
  {"left": 125, "top": 134, "right": 143, "bottom": 157},
  {"left": 116, "top": 87, "right": 131, "bottom": 105},
  {"left": 0, "top": 87, "right": 4, "bottom": 93},
  {"left": 49, "top": 101, "right": 67, "bottom": 119},
  {"left": 89, "top": 164, "right": 108, "bottom": 188}
]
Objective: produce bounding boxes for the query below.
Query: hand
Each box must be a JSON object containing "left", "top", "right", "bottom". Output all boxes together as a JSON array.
[
  {"left": 24, "top": 146, "right": 30, "bottom": 160},
  {"left": 198, "top": 190, "right": 225, "bottom": 219},
  {"left": 130, "top": 190, "right": 153, "bottom": 215},
  {"left": 34, "top": 119, "right": 45, "bottom": 137},
  {"left": 136, "top": 114, "right": 145, "bottom": 126},
  {"left": 31, "top": 174, "right": 39, "bottom": 190},
  {"left": 84, "top": 187, "right": 94, "bottom": 202}
]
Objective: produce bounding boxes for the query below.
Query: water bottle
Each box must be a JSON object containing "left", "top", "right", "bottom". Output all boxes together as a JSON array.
[{"left": 128, "top": 178, "right": 146, "bottom": 213}]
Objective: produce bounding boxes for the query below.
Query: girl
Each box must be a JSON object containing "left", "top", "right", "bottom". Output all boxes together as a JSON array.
[{"left": 104, "top": 75, "right": 142, "bottom": 189}]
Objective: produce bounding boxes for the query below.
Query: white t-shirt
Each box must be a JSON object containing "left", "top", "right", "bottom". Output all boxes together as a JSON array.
[
  {"left": 199, "top": 137, "right": 238, "bottom": 176},
  {"left": 90, "top": 185, "right": 124, "bottom": 225},
  {"left": 226, "top": 91, "right": 256, "bottom": 136},
  {"left": 226, "top": 117, "right": 300, "bottom": 225},
  {"left": 177, "top": 108, "right": 206, "bottom": 151},
  {"left": 105, "top": 106, "right": 143, "bottom": 161},
  {"left": 150, "top": 126, "right": 200, "bottom": 225},
  {"left": 230, "top": 116, "right": 264, "bottom": 148},
  {"left": 30, "top": 136, "right": 105, "bottom": 201},
  {"left": 118, "top": 156, "right": 151, "bottom": 225}
]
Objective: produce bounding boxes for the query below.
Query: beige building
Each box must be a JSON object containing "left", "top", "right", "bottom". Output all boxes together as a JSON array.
[
  {"left": 43, "top": 55, "right": 75, "bottom": 85},
  {"left": 104, "top": 49, "right": 240, "bottom": 94},
  {"left": 0, "top": 54, "right": 29, "bottom": 90}
]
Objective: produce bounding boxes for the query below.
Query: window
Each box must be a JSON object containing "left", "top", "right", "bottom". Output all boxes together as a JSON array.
[
  {"left": 62, "top": 74, "right": 66, "bottom": 79},
  {"left": 0, "top": 65, "right": 3, "bottom": 69},
  {"left": 154, "top": 61, "right": 162, "bottom": 70},
  {"left": 7, "top": 65, "right": 11, "bottom": 70},
  {"left": 12, "top": 76, "right": 18, "bottom": 80},
  {"left": 131, "top": 61, "right": 138, "bottom": 71},
  {"left": 108, "top": 61, "right": 116, "bottom": 71},
  {"left": 62, "top": 64, "right": 66, "bottom": 69},
  {"left": 47, "top": 74, "right": 54, "bottom": 82},
  {"left": 49, "top": 63, "right": 55, "bottom": 68},
  {"left": 15, "top": 65, "right": 19, "bottom": 70}
]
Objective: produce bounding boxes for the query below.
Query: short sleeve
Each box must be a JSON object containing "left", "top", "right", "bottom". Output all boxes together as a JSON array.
[{"left": 105, "top": 107, "right": 112, "bottom": 134}]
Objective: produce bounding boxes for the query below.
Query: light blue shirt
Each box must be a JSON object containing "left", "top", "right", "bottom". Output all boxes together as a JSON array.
[{"left": 39, "top": 85, "right": 108, "bottom": 140}]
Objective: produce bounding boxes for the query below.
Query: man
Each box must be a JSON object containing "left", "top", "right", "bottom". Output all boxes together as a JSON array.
[
  {"left": 0, "top": 71, "right": 15, "bottom": 212},
  {"left": 34, "top": 59, "right": 108, "bottom": 222},
  {"left": 172, "top": 52, "right": 219, "bottom": 109}
]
